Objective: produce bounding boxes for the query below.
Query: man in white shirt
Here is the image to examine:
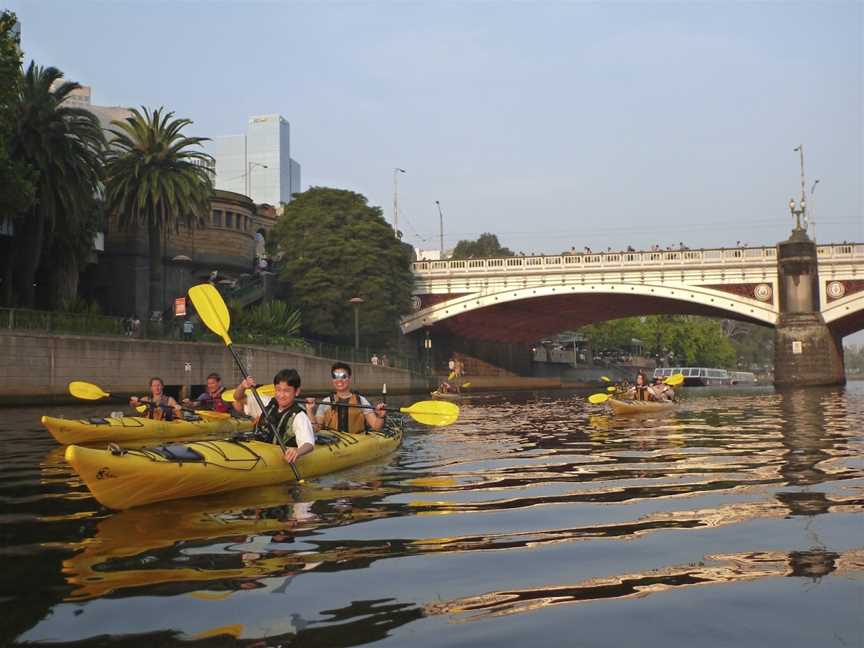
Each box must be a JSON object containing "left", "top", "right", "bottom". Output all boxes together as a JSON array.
[{"left": 232, "top": 369, "right": 315, "bottom": 464}]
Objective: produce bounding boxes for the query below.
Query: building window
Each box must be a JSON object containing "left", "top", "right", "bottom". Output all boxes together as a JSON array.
[
  {"left": 212, "top": 210, "right": 223, "bottom": 227},
  {"left": 226, "top": 212, "right": 234, "bottom": 228},
  {"left": 236, "top": 215, "right": 243, "bottom": 230}
]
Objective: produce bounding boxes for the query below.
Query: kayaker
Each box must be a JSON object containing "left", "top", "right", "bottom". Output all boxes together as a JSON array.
[
  {"left": 235, "top": 369, "right": 315, "bottom": 465},
  {"left": 625, "top": 372, "right": 654, "bottom": 401},
  {"left": 183, "top": 372, "right": 231, "bottom": 413},
  {"left": 129, "top": 377, "right": 182, "bottom": 420},
  {"left": 307, "top": 362, "right": 386, "bottom": 434},
  {"left": 651, "top": 376, "right": 675, "bottom": 402}
]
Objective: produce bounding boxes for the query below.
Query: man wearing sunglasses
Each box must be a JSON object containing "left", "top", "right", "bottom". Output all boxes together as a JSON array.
[{"left": 307, "top": 362, "right": 386, "bottom": 434}]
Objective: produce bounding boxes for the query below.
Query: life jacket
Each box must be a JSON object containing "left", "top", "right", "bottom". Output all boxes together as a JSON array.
[
  {"left": 143, "top": 395, "right": 176, "bottom": 421},
  {"left": 322, "top": 391, "right": 367, "bottom": 434},
  {"left": 253, "top": 400, "right": 305, "bottom": 445},
  {"left": 198, "top": 387, "right": 231, "bottom": 413},
  {"left": 634, "top": 385, "right": 652, "bottom": 401}
]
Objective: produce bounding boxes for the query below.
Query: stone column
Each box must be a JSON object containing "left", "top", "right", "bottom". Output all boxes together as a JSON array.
[{"left": 774, "top": 228, "right": 845, "bottom": 387}]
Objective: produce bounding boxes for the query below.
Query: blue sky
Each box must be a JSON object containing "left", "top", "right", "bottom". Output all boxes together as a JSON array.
[{"left": 9, "top": 1, "right": 863, "bottom": 256}]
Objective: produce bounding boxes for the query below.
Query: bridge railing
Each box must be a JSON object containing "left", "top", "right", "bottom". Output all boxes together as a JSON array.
[{"left": 414, "top": 246, "right": 782, "bottom": 274}]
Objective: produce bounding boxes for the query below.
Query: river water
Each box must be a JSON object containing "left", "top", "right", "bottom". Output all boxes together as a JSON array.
[{"left": 2, "top": 385, "right": 863, "bottom": 647}]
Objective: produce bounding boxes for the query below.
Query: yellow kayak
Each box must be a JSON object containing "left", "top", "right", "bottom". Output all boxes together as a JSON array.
[
  {"left": 430, "top": 390, "right": 462, "bottom": 400},
  {"left": 42, "top": 413, "right": 254, "bottom": 446},
  {"left": 608, "top": 398, "right": 677, "bottom": 416},
  {"left": 65, "top": 422, "right": 404, "bottom": 510}
]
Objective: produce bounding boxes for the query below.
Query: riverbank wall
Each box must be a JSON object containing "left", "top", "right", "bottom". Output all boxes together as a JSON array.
[{"left": 0, "top": 331, "right": 430, "bottom": 405}]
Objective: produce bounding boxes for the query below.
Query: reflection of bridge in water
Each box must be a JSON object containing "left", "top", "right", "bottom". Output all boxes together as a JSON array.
[{"left": 403, "top": 243, "right": 864, "bottom": 343}]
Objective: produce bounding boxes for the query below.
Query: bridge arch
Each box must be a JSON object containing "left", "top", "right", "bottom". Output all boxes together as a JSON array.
[{"left": 402, "top": 281, "right": 777, "bottom": 343}]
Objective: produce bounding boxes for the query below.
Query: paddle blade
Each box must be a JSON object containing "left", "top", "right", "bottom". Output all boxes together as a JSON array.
[
  {"left": 606, "top": 386, "right": 617, "bottom": 392},
  {"left": 222, "top": 383, "right": 276, "bottom": 402},
  {"left": 600, "top": 376, "right": 611, "bottom": 382},
  {"left": 665, "top": 373, "right": 684, "bottom": 386},
  {"left": 400, "top": 400, "right": 459, "bottom": 427},
  {"left": 188, "top": 284, "right": 232, "bottom": 345},
  {"left": 461, "top": 382, "right": 472, "bottom": 388},
  {"left": 69, "top": 381, "right": 110, "bottom": 400},
  {"left": 588, "top": 393, "right": 610, "bottom": 404}
]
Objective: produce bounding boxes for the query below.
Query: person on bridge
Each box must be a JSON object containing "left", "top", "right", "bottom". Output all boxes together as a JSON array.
[{"left": 307, "top": 362, "right": 386, "bottom": 434}]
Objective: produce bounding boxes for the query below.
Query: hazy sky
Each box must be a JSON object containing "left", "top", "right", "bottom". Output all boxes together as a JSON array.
[{"left": 9, "top": 1, "right": 863, "bottom": 257}]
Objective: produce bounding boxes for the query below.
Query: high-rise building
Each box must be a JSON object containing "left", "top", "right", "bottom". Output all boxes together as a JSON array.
[{"left": 209, "top": 114, "right": 301, "bottom": 206}]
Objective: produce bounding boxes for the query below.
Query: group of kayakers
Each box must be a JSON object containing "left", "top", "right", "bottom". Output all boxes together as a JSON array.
[
  {"left": 624, "top": 372, "right": 676, "bottom": 402},
  {"left": 128, "top": 362, "right": 386, "bottom": 467}
]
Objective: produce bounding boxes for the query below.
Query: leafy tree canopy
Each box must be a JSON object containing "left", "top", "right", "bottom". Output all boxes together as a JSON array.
[
  {"left": 0, "top": 11, "right": 35, "bottom": 216},
  {"left": 581, "top": 315, "right": 738, "bottom": 368},
  {"left": 451, "top": 233, "right": 514, "bottom": 259},
  {"left": 272, "top": 187, "right": 414, "bottom": 346}
]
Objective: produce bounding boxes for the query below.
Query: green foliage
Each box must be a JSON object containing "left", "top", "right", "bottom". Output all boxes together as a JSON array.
[
  {"left": 103, "top": 107, "right": 213, "bottom": 315},
  {"left": 581, "top": 315, "right": 738, "bottom": 368},
  {"left": 7, "top": 62, "right": 105, "bottom": 307},
  {"left": 844, "top": 344, "right": 864, "bottom": 376},
  {"left": 451, "top": 233, "right": 515, "bottom": 259},
  {"left": 229, "top": 299, "right": 304, "bottom": 347},
  {"left": 272, "top": 187, "right": 414, "bottom": 346},
  {"left": 0, "top": 11, "right": 35, "bottom": 217}
]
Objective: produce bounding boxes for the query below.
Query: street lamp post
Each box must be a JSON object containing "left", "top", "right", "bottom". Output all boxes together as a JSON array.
[
  {"left": 349, "top": 296, "right": 364, "bottom": 351},
  {"left": 424, "top": 330, "right": 432, "bottom": 376},
  {"left": 435, "top": 200, "right": 444, "bottom": 257},
  {"left": 789, "top": 145, "right": 808, "bottom": 235},
  {"left": 393, "top": 168, "right": 405, "bottom": 238},
  {"left": 248, "top": 162, "right": 268, "bottom": 202}
]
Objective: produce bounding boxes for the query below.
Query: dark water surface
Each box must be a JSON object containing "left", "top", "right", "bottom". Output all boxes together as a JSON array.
[{"left": 2, "top": 386, "right": 863, "bottom": 647}]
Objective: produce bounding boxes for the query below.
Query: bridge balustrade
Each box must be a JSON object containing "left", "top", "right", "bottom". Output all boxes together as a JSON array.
[{"left": 413, "top": 246, "right": 785, "bottom": 275}]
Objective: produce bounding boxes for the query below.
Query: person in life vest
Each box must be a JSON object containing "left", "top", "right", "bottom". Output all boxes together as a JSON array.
[
  {"left": 233, "top": 369, "right": 315, "bottom": 465},
  {"left": 183, "top": 372, "right": 231, "bottom": 413},
  {"left": 625, "top": 372, "right": 655, "bottom": 401},
  {"left": 307, "top": 362, "right": 386, "bottom": 434},
  {"left": 650, "top": 376, "right": 675, "bottom": 402},
  {"left": 129, "top": 377, "right": 182, "bottom": 420}
]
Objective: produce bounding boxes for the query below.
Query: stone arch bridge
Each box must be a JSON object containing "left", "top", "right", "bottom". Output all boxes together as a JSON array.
[{"left": 402, "top": 243, "right": 864, "bottom": 344}]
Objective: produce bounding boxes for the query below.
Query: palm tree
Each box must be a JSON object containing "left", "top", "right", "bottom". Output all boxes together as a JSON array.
[
  {"left": 103, "top": 107, "right": 213, "bottom": 319},
  {"left": 9, "top": 62, "right": 104, "bottom": 307}
]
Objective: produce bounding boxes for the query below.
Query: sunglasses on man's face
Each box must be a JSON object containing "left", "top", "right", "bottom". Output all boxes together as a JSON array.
[{"left": 331, "top": 371, "right": 350, "bottom": 380}]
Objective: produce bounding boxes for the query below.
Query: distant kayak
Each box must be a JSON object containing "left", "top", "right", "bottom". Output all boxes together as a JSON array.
[
  {"left": 430, "top": 390, "right": 462, "bottom": 400},
  {"left": 608, "top": 398, "right": 677, "bottom": 416}
]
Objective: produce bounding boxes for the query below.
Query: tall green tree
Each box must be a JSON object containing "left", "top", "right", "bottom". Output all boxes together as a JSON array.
[
  {"left": 103, "top": 107, "right": 213, "bottom": 318},
  {"left": 273, "top": 187, "right": 414, "bottom": 346},
  {"left": 8, "top": 62, "right": 104, "bottom": 307},
  {"left": 451, "top": 232, "right": 515, "bottom": 259},
  {"left": 581, "top": 315, "right": 737, "bottom": 368},
  {"left": 0, "top": 12, "right": 34, "bottom": 219}
]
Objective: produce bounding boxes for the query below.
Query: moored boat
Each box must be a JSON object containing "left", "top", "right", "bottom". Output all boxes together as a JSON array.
[
  {"left": 65, "top": 420, "right": 404, "bottom": 510},
  {"left": 608, "top": 398, "right": 677, "bottom": 416},
  {"left": 42, "top": 413, "right": 255, "bottom": 446}
]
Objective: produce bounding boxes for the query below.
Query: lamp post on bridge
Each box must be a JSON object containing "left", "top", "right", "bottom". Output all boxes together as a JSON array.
[{"left": 424, "top": 329, "right": 432, "bottom": 376}]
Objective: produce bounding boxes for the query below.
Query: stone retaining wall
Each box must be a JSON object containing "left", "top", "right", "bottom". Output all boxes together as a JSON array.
[{"left": 0, "top": 331, "right": 428, "bottom": 404}]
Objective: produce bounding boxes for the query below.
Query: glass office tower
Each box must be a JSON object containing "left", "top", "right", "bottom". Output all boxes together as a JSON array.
[{"left": 210, "top": 114, "right": 301, "bottom": 205}]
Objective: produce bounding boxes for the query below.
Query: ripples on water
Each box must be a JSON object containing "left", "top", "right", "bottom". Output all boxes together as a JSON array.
[{"left": 2, "top": 386, "right": 863, "bottom": 647}]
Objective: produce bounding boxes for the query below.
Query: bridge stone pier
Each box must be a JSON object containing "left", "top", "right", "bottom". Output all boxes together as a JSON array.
[{"left": 403, "top": 241, "right": 864, "bottom": 387}]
